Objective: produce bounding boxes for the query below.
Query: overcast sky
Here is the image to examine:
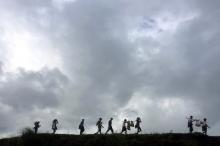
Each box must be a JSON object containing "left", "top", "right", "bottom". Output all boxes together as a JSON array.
[{"left": 0, "top": 0, "right": 220, "bottom": 137}]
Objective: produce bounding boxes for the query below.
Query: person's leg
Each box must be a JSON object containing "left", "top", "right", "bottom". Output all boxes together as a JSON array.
[
  {"left": 80, "top": 128, "right": 84, "bottom": 135},
  {"left": 121, "top": 128, "right": 124, "bottom": 134},
  {"left": 105, "top": 129, "right": 109, "bottom": 134},
  {"left": 111, "top": 127, "right": 114, "bottom": 134},
  {"left": 82, "top": 127, "right": 85, "bottom": 134},
  {"left": 122, "top": 127, "right": 126, "bottom": 134},
  {"left": 139, "top": 127, "right": 142, "bottom": 132},
  {"left": 190, "top": 126, "right": 193, "bottom": 133},
  {"left": 205, "top": 127, "right": 207, "bottom": 135}
]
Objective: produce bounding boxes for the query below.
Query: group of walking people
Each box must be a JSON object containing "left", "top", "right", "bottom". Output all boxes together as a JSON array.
[
  {"left": 33, "top": 119, "right": 59, "bottom": 134},
  {"left": 79, "top": 117, "right": 142, "bottom": 135},
  {"left": 120, "top": 118, "right": 142, "bottom": 134},
  {"left": 187, "top": 116, "right": 210, "bottom": 135},
  {"left": 33, "top": 116, "right": 210, "bottom": 135},
  {"left": 33, "top": 117, "right": 142, "bottom": 135}
]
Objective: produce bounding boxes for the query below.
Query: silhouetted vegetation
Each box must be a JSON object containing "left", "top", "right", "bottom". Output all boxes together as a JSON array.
[
  {"left": 1, "top": 133, "right": 220, "bottom": 146},
  {"left": 21, "top": 127, "right": 35, "bottom": 136}
]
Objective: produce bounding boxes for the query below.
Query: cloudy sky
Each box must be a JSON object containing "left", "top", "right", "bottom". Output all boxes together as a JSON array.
[{"left": 0, "top": 0, "right": 220, "bottom": 137}]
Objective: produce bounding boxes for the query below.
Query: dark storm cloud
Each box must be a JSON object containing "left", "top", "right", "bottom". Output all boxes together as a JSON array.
[
  {"left": 0, "top": 70, "right": 67, "bottom": 110},
  {"left": 59, "top": 0, "right": 220, "bottom": 132},
  {"left": 0, "top": 68, "right": 68, "bottom": 111},
  {"left": 52, "top": 0, "right": 196, "bottom": 118},
  {"left": 0, "top": 67, "right": 69, "bottom": 135},
  {"left": 0, "top": 0, "right": 220, "bottom": 136}
]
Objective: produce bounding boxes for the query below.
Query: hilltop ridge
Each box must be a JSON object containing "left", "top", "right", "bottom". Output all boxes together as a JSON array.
[{"left": 0, "top": 133, "right": 220, "bottom": 146}]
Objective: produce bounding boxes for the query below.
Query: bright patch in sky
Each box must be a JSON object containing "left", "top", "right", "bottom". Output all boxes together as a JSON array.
[{"left": 2, "top": 30, "right": 63, "bottom": 72}]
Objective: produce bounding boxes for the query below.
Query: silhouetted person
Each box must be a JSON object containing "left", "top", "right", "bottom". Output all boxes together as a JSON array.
[
  {"left": 187, "top": 116, "right": 195, "bottom": 133},
  {"left": 95, "top": 118, "right": 104, "bottom": 134},
  {"left": 105, "top": 118, "right": 114, "bottom": 134},
  {"left": 33, "top": 121, "right": 40, "bottom": 134},
  {"left": 202, "top": 118, "right": 210, "bottom": 135},
  {"left": 79, "top": 119, "right": 85, "bottom": 135},
  {"left": 135, "top": 117, "right": 142, "bottom": 134},
  {"left": 121, "top": 119, "right": 127, "bottom": 134},
  {"left": 52, "top": 119, "right": 59, "bottom": 134},
  {"left": 127, "top": 121, "right": 131, "bottom": 131}
]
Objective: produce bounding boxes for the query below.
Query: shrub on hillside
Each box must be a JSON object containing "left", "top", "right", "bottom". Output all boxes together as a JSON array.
[{"left": 21, "top": 127, "right": 35, "bottom": 137}]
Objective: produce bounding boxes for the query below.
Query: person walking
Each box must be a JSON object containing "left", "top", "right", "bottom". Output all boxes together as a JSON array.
[
  {"left": 33, "top": 121, "right": 41, "bottom": 134},
  {"left": 135, "top": 117, "right": 142, "bottom": 134},
  {"left": 52, "top": 119, "right": 59, "bottom": 134},
  {"left": 187, "top": 116, "right": 195, "bottom": 134},
  {"left": 202, "top": 118, "right": 210, "bottom": 135},
  {"left": 79, "top": 119, "right": 85, "bottom": 135},
  {"left": 121, "top": 119, "right": 127, "bottom": 134},
  {"left": 95, "top": 118, "right": 104, "bottom": 134},
  {"left": 105, "top": 118, "right": 114, "bottom": 134}
]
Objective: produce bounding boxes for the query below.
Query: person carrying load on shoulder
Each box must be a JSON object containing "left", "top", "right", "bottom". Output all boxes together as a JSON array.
[
  {"left": 33, "top": 121, "right": 41, "bottom": 134},
  {"left": 187, "top": 116, "right": 196, "bottom": 134},
  {"left": 95, "top": 118, "right": 104, "bottom": 134}
]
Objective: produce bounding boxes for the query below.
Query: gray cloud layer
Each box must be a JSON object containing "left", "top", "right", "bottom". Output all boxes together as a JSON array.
[{"left": 0, "top": 0, "right": 220, "bottom": 136}]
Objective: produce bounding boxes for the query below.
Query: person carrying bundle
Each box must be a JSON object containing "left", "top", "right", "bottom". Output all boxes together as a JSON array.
[
  {"left": 187, "top": 116, "right": 196, "bottom": 133},
  {"left": 95, "top": 118, "right": 104, "bottom": 134},
  {"left": 33, "top": 121, "right": 40, "bottom": 134},
  {"left": 127, "top": 120, "right": 134, "bottom": 131}
]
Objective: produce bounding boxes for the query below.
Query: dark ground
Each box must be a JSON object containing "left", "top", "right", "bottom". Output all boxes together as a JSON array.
[{"left": 0, "top": 133, "right": 220, "bottom": 146}]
